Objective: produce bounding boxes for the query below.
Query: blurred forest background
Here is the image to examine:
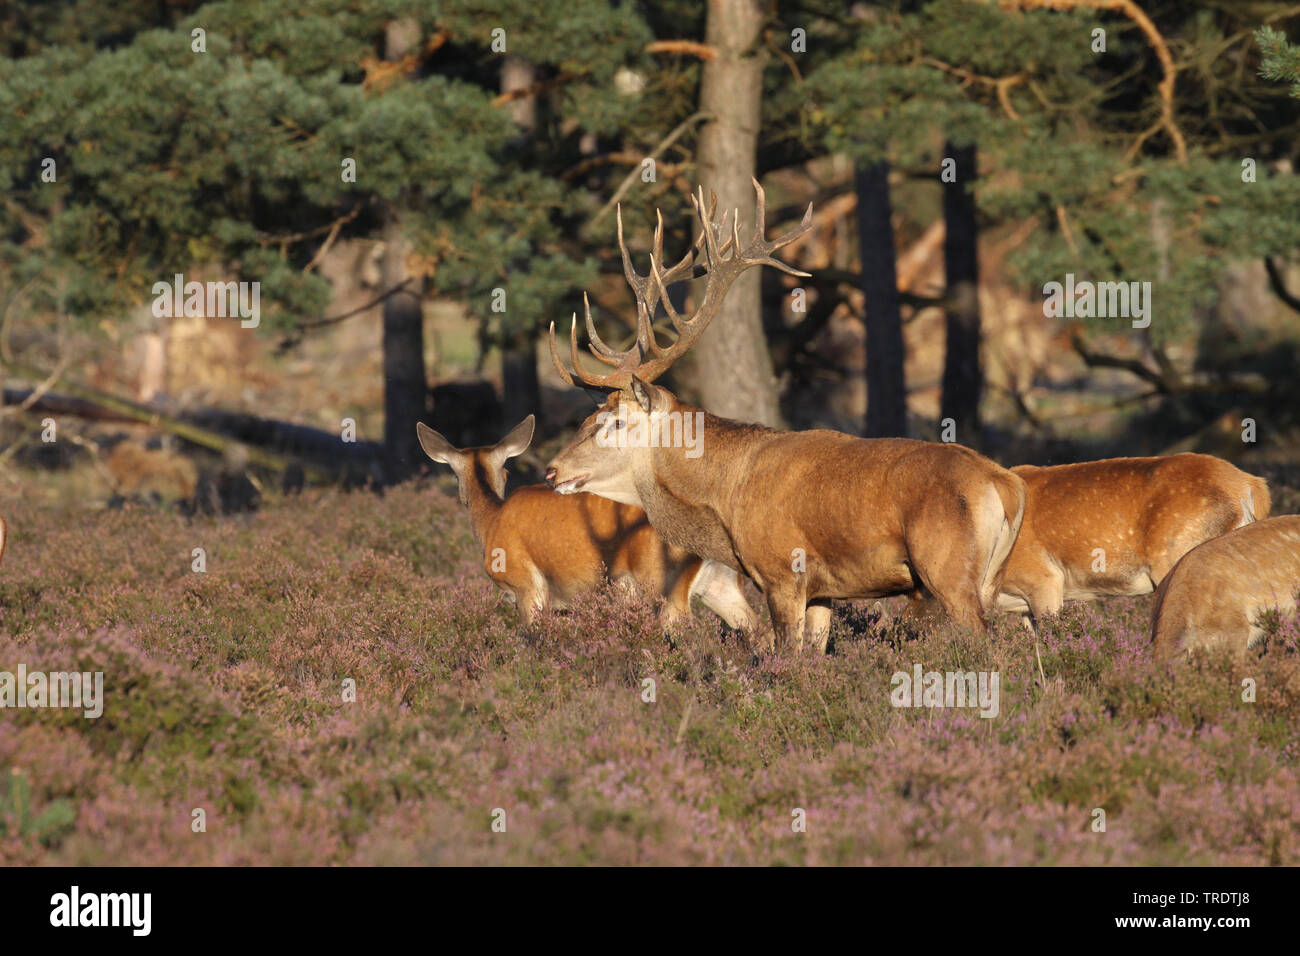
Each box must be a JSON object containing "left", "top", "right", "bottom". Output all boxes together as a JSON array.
[{"left": 3, "top": 0, "right": 1300, "bottom": 513}]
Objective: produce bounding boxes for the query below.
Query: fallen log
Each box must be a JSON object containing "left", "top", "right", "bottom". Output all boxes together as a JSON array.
[{"left": 2, "top": 373, "right": 383, "bottom": 484}]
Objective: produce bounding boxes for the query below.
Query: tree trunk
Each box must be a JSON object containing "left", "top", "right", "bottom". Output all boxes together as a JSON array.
[
  {"left": 380, "top": 212, "right": 426, "bottom": 480},
  {"left": 855, "top": 159, "right": 907, "bottom": 437},
  {"left": 676, "top": 0, "right": 783, "bottom": 427},
  {"left": 380, "top": 19, "right": 427, "bottom": 481},
  {"left": 940, "top": 141, "right": 982, "bottom": 447},
  {"left": 500, "top": 55, "right": 542, "bottom": 432}
]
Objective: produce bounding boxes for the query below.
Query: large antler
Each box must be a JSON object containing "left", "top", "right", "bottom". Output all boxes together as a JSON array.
[{"left": 549, "top": 178, "right": 813, "bottom": 390}]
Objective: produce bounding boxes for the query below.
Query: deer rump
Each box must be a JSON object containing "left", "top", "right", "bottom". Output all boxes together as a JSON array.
[
  {"left": 638, "top": 429, "right": 1026, "bottom": 634},
  {"left": 1152, "top": 514, "right": 1300, "bottom": 657}
]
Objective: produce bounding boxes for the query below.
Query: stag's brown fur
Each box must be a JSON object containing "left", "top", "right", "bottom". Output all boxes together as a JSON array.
[
  {"left": 548, "top": 385, "right": 1026, "bottom": 651},
  {"left": 545, "top": 180, "right": 1026, "bottom": 651},
  {"left": 1152, "top": 515, "right": 1300, "bottom": 658},
  {"left": 418, "top": 417, "right": 753, "bottom": 632},
  {"left": 998, "top": 454, "right": 1270, "bottom": 626}
]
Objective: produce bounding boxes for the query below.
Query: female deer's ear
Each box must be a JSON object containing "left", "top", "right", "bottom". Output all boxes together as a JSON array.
[
  {"left": 495, "top": 414, "right": 535, "bottom": 460},
  {"left": 416, "top": 422, "right": 460, "bottom": 465}
]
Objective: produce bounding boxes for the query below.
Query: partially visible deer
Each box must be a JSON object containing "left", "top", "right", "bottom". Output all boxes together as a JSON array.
[
  {"left": 416, "top": 415, "right": 755, "bottom": 632},
  {"left": 544, "top": 180, "right": 1025, "bottom": 653},
  {"left": 998, "top": 455, "right": 1270, "bottom": 628},
  {"left": 1152, "top": 515, "right": 1300, "bottom": 658}
]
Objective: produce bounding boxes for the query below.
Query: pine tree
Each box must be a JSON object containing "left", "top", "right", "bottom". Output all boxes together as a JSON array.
[
  {"left": 801, "top": 1, "right": 1300, "bottom": 437},
  {"left": 0, "top": 0, "right": 648, "bottom": 477}
]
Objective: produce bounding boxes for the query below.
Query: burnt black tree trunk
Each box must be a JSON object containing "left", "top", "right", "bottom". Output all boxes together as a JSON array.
[
  {"left": 499, "top": 55, "right": 542, "bottom": 433},
  {"left": 855, "top": 159, "right": 907, "bottom": 437},
  {"left": 380, "top": 212, "right": 426, "bottom": 481},
  {"left": 940, "top": 141, "right": 983, "bottom": 448},
  {"left": 380, "top": 19, "right": 427, "bottom": 480}
]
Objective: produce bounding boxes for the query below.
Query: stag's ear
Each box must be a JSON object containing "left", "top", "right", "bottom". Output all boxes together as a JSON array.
[
  {"left": 494, "top": 414, "right": 535, "bottom": 461},
  {"left": 630, "top": 376, "right": 656, "bottom": 414},
  {"left": 581, "top": 386, "right": 608, "bottom": 407},
  {"left": 416, "top": 422, "right": 462, "bottom": 466}
]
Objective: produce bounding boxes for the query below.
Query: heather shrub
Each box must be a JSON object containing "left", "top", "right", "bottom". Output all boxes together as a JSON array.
[{"left": 0, "top": 485, "right": 1297, "bottom": 865}]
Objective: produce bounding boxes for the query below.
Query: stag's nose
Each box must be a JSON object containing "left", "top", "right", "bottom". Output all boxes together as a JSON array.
[{"left": 544, "top": 467, "right": 558, "bottom": 488}]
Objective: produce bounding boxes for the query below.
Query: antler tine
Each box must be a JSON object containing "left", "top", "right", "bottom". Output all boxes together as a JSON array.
[
  {"left": 695, "top": 190, "right": 728, "bottom": 272},
  {"left": 620, "top": 203, "right": 704, "bottom": 319},
  {"left": 557, "top": 179, "right": 814, "bottom": 389},
  {"left": 649, "top": 254, "right": 688, "bottom": 333},
  {"left": 634, "top": 296, "right": 670, "bottom": 359},
  {"left": 635, "top": 179, "right": 815, "bottom": 382},
  {"left": 616, "top": 205, "right": 648, "bottom": 298},
  {"left": 638, "top": 209, "right": 673, "bottom": 320},
  {"left": 567, "top": 314, "right": 589, "bottom": 381},
  {"left": 692, "top": 193, "right": 741, "bottom": 263},
  {"left": 548, "top": 320, "right": 577, "bottom": 386},
  {"left": 756, "top": 255, "right": 812, "bottom": 278},
  {"left": 731, "top": 177, "right": 814, "bottom": 276},
  {"left": 651, "top": 208, "right": 665, "bottom": 273},
  {"left": 548, "top": 316, "right": 637, "bottom": 390},
  {"left": 653, "top": 207, "right": 703, "bottom": 284},
  {"left": 765, "top": 200, "right": 815, "bottom": 255},
  {"left": 688, "top": 188, "right": 724, "bottom": 256},
  {"left": 752, "top": 176, "right": 767, "bottom": 244},
  {"left": 633, "top": 239, "right": 726, "bottom": 382},
  {"left": 690, "top": 187, "right": 712, "bottom": 269},
  {"left": 704, "top": 189, "right": 741, "bottom": 259},
  {"left": 582, "top": 292, "right": 624, "bottom": 366},
  {"left": 698, "top": 189, "right": 719, "bottom": 232}
]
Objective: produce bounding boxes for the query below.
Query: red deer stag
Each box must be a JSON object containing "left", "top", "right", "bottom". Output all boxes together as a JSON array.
[
  {"left": 544, "top": 180, "right": 1026, "bottom": 652},
  {"left": 998, "top": 455, "right": 1270, "bottom": 628},
  {"left": 1152, "top": 514, "right": 1300, "bottom": 658},
  {"left": 417, "top": 415, "right": 755, "bottom": 632}
]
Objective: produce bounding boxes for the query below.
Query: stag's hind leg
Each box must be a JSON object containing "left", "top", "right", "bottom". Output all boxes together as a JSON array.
[
  {"left": 906, "top": 485, "right": 1019, "bottom": 635},
  {"left": 805, "top": 600, "right": 833, "bottom": 654},
  {"left": 906, "top": 528, "right": 989, "bottom": 635}
]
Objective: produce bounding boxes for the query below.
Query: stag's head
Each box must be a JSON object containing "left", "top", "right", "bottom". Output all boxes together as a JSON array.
[{"left": 544, "top": 180, "right": 811, "bottom": 504}]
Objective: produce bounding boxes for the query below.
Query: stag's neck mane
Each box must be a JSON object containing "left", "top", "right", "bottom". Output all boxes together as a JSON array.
[{"left": 632, "top": 404, "right": 783, "bottom": 571}]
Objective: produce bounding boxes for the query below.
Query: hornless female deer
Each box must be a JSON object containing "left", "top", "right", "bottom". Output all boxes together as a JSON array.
[
  {"left": 1152, "top": 515, "right": 1300, "bottom": 658},
  {"left": 416, "top": 415, "right": 755, "bottom": 633},
  {"left": 544, "top": 181, "right": 1026, "bottom": 653},
  {"left": 998, "top": 455, "right": 1270, "bottom": 628}
]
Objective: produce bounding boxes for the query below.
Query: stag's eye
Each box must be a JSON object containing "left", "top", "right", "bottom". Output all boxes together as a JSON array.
[{"left": 610, "top": 419, "right": 626, "bottom": 431}]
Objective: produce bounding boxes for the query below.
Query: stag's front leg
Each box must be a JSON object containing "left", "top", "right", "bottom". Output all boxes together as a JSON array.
[
  {"left": 765, "top": 584, "right": 808, "bottom": 653},
  {"left": 768, "top": 601, "right": 805, "bottom": 653}
]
